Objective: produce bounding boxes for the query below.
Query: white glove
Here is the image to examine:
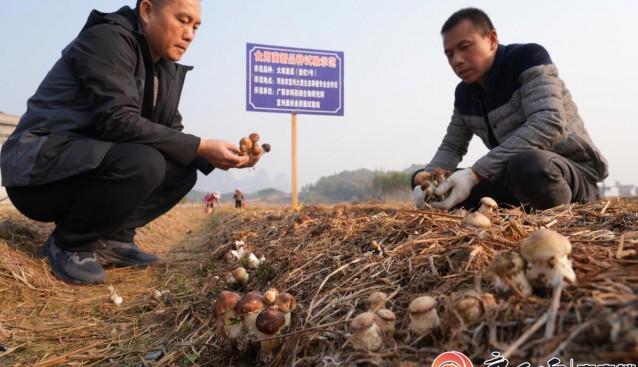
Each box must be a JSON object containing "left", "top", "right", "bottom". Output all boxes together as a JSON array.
[
  {"left": 412, "top": 186, "right": 427, "bottom": 209},
  {"left": 430, "top": 168, "right": 480, "bottom": 210}
]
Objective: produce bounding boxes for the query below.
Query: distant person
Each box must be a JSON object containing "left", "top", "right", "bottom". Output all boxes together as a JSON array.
[
  {"left": 0, "top": 0, "right": 256, "bottom": 285},
  {"left": 233, "top": 188, "right": 244, "bottom": 208},
  {"left": 212, "top": 191, "right": 221, "bottom": 207},
  {"left": 412, "top": 7, "right": 607, "bottom": 211}
]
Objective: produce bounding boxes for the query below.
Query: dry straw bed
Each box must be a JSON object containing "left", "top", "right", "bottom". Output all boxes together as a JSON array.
[
  {"left": 0, "top": 200, "right": 636, "bottom": 366},
  {"left": 197, "top": 199, "right": 637, "bottom": 366}
]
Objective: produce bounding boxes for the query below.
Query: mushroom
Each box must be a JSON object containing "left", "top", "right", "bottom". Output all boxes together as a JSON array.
[
  {"left": 247, "top": 253, "right": 261, "bottom": 269},
  {"left": 251, "top": 143, "right": 262, "bottom": 156},
  {"left": 368, "top": 291, "right": 388, "bottom": 311},
  {"left": 413, "top": 171, "right": 432, "bottom": 187},
  {"left": 275, "top": 292, "right": 297, "bottom": 330},
  {"left": 232, "top": 267, "right": 249, "bottom": 284},
  {"left": 262, "top": 288, "right": 279, "bottom": 306},
  {"left": 108, "top": 285, "right": 123, "bottom": 306},
  {"left": 261, "top": 143, "right": 271, "bottom": 153},
  {"left": 478, "top": 197, "right": 498, "bottom": 217},
  {"left": 224, "top": 250, "right": 236, "bottom": 264},
  {"left": 350, "top": 312, "right": 383, "bottom": 351},
  {"left": 255, "top": 307, "right": 287, "bottom": 354},
  {"left": 214, "top": 291, "right": 243, "bottom": 339},
  {"left": 448, "top": 290, "right": 496, "bottom": 327},
  {"left": 375, "top": 308, "right": 396, "bottom": 336},
  {"left": 249, "top": 132, "right": 260, "bottom": 143},
  {"left": 235, "top": 292, "right": 265, "bottom": 336},
  {"left": 408, "top": 296, "right": 439, "bottom": 336},
  {"left": 487, "top": 250, "right": 532, "bottom": 297},
  {"left": 463, "top": 212, "right": 491, "bottom": 228},
  {"left": 239, "top": 137, "right": 253, "bottom": 153},
  {"left": 520, "top": 229, "right": 577, "bottom": 293}
]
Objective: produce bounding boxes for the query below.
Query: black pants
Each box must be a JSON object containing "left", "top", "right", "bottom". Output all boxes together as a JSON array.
[
  {"left": 7, "top": 143, "right": 197, "bottom": 250},
  {"left": 412, "top": 150, "right": 600, "bottom": 211},
  {"left": 235, "top": 200, "right": 242, "bottom": 208}
]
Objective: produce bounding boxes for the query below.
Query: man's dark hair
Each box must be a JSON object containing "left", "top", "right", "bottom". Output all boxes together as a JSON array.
[
  {"left": 136, "top": 0, "right": 169, "bottom": 10},
  {"left": 441, "top": 8, "right": 495, "bottom": 36}
]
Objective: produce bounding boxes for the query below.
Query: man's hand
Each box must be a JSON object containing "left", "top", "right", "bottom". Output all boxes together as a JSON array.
[
  {"left": 412, "top": 186, "right": 427, "bottom": 209},
  {"left": 197, "top": 139, "right": 250, "bottom": 170},
  {"left": 430, "top": 168, "right": 480, "bottom": 210}
]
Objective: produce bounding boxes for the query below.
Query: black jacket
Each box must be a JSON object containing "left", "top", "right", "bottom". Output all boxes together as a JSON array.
[{"left": 1, "top": 6, "right": 212, "bottom": 187}]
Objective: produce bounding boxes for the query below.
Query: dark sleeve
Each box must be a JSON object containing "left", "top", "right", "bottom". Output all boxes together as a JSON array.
[{"left": 63, "top": 24, "right": 200, "bottom": 166}]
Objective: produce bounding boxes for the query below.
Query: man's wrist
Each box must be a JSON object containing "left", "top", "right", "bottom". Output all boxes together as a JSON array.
[{"left": 468, "top": 167, "right": 481, "bottom": 182}]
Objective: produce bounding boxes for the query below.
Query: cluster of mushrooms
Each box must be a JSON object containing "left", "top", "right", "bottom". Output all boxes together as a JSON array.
[
  {"left": 351, "top": 197, "right": 579, "bottom": 351},
  {"left": 221, "top": 240, "right": 266, "bottom": 286},
  {"left": 239, "top": 133, "right": 271, "bottom": 165},
  {"left": 412, "top": 168, "right": 452, "bottom": 207},
  {"left": 214, "top": 288, "right": 296, "bottom": 360}
]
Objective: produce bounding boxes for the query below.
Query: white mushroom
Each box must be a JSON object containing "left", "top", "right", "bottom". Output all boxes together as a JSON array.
[
  {"left": 214, "top": 291, "right": 243, "bottom": 340},
  {"left": 487, "top": 250, "right": 532, "bottom": 297},
  {"left": 107, "top": 285, "right": 123, "bottom": 305},
  {"left": 368, "top": 291, "right": 388, "bottom": 311},
  {"left": 350, "top": 312, "right": 383, "bottom": 351},
  {"left": 478, "top": 197, "right": 498, "bottom": 217},
  {"left": 520, "top": 229, "right": 577, "bottom": 293},
  {"left": 375, "top": 308, "right": 396, "bottom": 336},
  {"left": 247, "top": 253, "right": 261, "bottom": 269},
  {"left": 408, "top": 296, "right": 439, "bottom": 336},
  {"left": 463, "top": 212, "right": 491, "bottom": 228}
]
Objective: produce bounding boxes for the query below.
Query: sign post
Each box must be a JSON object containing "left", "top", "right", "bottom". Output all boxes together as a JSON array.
[{"left": 246, "top": 43, "right": 344, "bottom": 208}]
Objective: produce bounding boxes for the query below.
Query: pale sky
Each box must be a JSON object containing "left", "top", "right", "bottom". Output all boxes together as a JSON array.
[{"left": 1, "top": 1, "right": 636, "bottom": 192}]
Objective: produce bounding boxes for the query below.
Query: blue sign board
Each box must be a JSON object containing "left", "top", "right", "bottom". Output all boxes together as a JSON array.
[{"left": 246, "top": 43, "right": 344, "bottom": 116}]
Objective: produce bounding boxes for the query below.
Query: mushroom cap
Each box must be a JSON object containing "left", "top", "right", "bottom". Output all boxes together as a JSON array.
[
  {"left": 249, "top": 132, "right": 260, "bottom": 142},
  {"left": 256, "top": 308, "right": 287, "bottom": 335},
  {"left": 520, "top": 229, "right": 572, "bottom": 262},
  {"left": 463, "top": 212, "right": 491, "bottom": 228},
  {"left": 375, "top": 308, "right": 396, "bottom": 322},
  {"left": 214, "top": 291, "right": 242, "bottom": 316},
  {"left": 480, "top": 197, "right": 498, "bottom": 209},
  {"left": 232, "top": 267, "right": 247, "bottom": 281},
  {"left": 368, "top": 291, "right": 388, "bottom": 308},
  {"left": 488, "top": 250, "right": 525, "bottom": 277},
  {"left": 261, "top": 143, "right": 271, "bottom": 153},
  {"left": 351, "top": 311, "right": 378, "bottom": 332},
  {"left": 408, "top": 295, "right": 437, "bottom": 314},
  {"left": 239, "top": 137, "right": 253, "bottom": 149},
  {"left": 263, "top": 288, "right": 280, "bottom": 305},
  {"left": 275, "top": 293, "right": 297, "bottom": 312},
  {"left": 235, "top": 292, "right": 264, "bottom": 315},
  {"left": 251, "top": 144, "right": 262, "bottom": 156},
  {"left": 413, "top": 171, "right": 432, "bottom": 186}
]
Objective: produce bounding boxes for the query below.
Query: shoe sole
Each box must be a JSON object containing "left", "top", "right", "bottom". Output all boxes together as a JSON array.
[{"left": 95, "top": 250, "right": 158, "bottom": 268}]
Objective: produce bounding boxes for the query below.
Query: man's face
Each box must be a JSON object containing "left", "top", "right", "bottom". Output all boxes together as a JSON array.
[
  {"left": 139, "top": 0, "right": 201, "bottom": 62},
  {"left": 443, "top": 19, "right": 498, "bottom": 86}
]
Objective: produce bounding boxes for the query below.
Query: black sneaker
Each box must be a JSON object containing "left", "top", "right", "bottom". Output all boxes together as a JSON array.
[
  {"left": 94, "top": 239, "right": 159, "bottom": 267},
  {"left": 39, "top": 236, "right": 106, "bottom": 285}
]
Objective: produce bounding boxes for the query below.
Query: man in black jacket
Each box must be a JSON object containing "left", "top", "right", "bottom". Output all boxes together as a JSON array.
[{"left": 1, "top": 0, "right": 251, "bottom": 285}]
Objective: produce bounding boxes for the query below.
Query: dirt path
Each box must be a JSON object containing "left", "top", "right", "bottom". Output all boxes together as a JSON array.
[{"left": 0, "top": 203, "right": 215, "bottom": 366}]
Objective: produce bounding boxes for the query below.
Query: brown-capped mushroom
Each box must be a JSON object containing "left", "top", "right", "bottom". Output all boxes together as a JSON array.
[
  {"left": 239, "top": 137, "right": 253, "bottom": 150},
  {"left": 249, "top": 132, "right": 260, "bottom": 143},
  {"left": 413, "top": 171, "right": 432, "bottom": 186},
  {"left": 232, "top": 267, "right": 249, "bottom": 284},
  {"left": 275, "top": 292, "right": 297, "bottom": 330},
  {"left": 478, "top": 197, "right": 498, "bottom": 217},
  {"left": 255, "top": 307, "right": 287, "bottom": 353},
  {"left": 214, "top": 291, "right": 243, "bottom": 339},
  {"left": 368, "top": 291, "right": 388, "bottom": 311},
  {"left": 261, "top": 143, "right": 271, "bottom": 153},
  {"left": 448, "top": 289, "right": 496, "bottom": 327},
  {"left": 350, "top": 312, "right": 383, "bottom": 351},
  {"left": 375, "top": 308, "right": 396, "bottom": 336},
  {"left": 487, "top": 250, "right": 532, "bottom": 297},
  {"left": 235, "top": 292, "right": 265, "bottom": 336},
  {"left": 520, "top": 229, "right": 577, "bottom": 293},
  {"left": 408, "top": 296, "right": 439, "bottom": 336},
  {"left": 262, "top": 288, "right": 279, "bottom": 306},
  {"left": 251, "top": 144, "right": 262, "bottom": 156},
  {"left": 463, "top": 212, "right": 491, "bottom": 228}
]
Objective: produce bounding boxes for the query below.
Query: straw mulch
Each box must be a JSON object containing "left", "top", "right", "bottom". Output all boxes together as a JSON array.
[
  {"left": 195, "top": 199, "right": 638, "bottom": 366},
  {"left": 0, "top": 200, "right": 636, "bottom": 366}
]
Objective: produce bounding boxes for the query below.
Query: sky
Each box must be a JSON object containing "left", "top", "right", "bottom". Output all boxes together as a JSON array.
[{"left": 1, "top": 1, "right": 637, "bottom": 193}]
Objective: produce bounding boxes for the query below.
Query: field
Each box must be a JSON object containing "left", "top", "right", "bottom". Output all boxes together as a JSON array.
[{"left": 0, "top": 199, "right": 636, "bottom": 366}]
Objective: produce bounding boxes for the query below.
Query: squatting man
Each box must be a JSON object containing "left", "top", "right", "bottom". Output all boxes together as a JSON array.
[
  {"left": 1, "top": 0, "right": 255, "bottom": 285},
  {"left": 412, "top": 8, "right": 607, "bottom": 212}
]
